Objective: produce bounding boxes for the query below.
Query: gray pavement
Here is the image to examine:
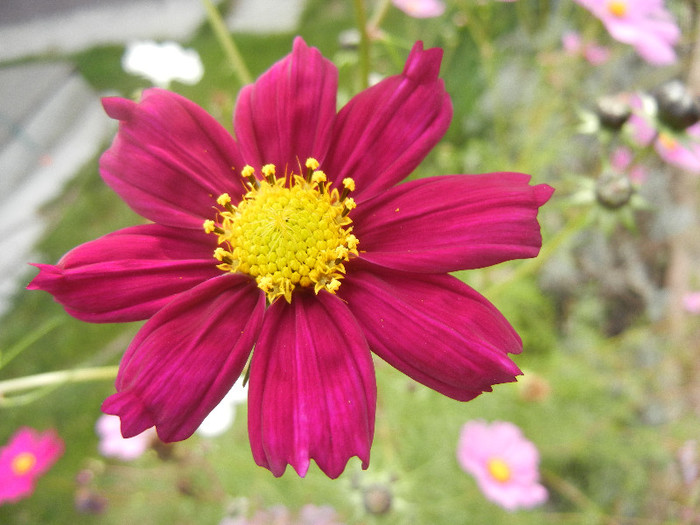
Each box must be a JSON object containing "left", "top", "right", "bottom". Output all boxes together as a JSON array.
[{"left": 0, "top": 0, "right": 306, "bottom": 317}]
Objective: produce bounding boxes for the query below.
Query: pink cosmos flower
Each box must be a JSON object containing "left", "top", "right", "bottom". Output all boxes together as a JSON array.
[
  {"left": 457, "top": 420, "right": 547, "bottom": 511},
  {"left": 573, "top": 0, "right": 680, "bottom": 65},
  {"left": 392, "top": 0, "right": 445, "bottom": 18},
  {"left": 0, "top": 427, "right": 64, "bottom": 504},
  {"left": 28, "top": 38, "right": 552, "bottom": 478},
  {"left": 96, "top": 414, "right": 156, "bottom": 461}
]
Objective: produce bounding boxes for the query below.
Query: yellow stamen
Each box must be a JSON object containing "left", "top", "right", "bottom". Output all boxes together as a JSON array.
[
  {"left": 658, "top": 132, "right": 679, "bottom": 151},
  {"left": 203, "top": 159, "right": 359, "bottom": 303},
  {"left": 11, "top": 452, "right": 36, "bottom": 476},
  {"left": 607, "top": 0, "right": 627, "bottom": 17},
  {"left": 487, "top": 458, "right": 511, "bottom": 483}
]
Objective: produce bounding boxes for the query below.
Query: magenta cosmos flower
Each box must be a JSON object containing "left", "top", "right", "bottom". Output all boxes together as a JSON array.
[
  {"left": 573, "top": 0, "right": 679, "bottom": 66},
  {"left": 28, "top": 38, "right": 552, "bottom": 478},
  {"left": 0, "top": 427, "right": 64, "bottom": 504},
  {"left": 457, "top": 420, "right": 547, "bottom": 511}
]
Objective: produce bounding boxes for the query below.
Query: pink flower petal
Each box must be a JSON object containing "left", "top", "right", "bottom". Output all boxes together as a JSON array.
[
  {"left": 100, "top": 88, "right": 245, "bottom": 229},
  {"left": 27, "top": 224, "right": 220, "bottom": 322},
  {"left": 102, "top": 274, "right": 264, "bottom": 441},
  {"left": 392, "top": 0, "right": 446, "bottom": 18},
  {"left": 248, "top": 291, "right": 376, "bottom": 478},
  {"left": 352, "top": 173, "right": 553, "bottom": 273},
  {"left": 323, "top": 41, "right": 452, "bottom": 201},
  {"left": 340, "top": 263, "right": 521, "bottom": 401},
  {"left": 233, "top": 37, "right": 338, "bottom": 173}
]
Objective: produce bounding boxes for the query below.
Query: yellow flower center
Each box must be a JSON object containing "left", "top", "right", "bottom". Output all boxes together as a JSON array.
[
  {"left": 487, "top": 457, "right": 511, "bottom": 483},
  {"left": 204, "top": 159, "right": 359, "bottom": 304},
  {"left": 607, "top": 0, "right": 627, "bottom": 17},
  {"left": 11, "top": 452, "right": 37, "bottom": 475},
  {"left": 658, "top": 132, "right": 679, "bottom": 151}
]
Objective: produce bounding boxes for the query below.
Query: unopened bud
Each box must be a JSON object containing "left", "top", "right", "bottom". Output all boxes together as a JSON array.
[
  {"left": 595, "top": 94, "right": 631, "bottom": 131},
  {"left": 595, "top": 171, "right": 633, "bottom": 209},
  {"left": 654, "top": 80, "right": 700, "bottom": 131},
  {"left": 363, "top": 484, "right": 392, "bottom": 515}
]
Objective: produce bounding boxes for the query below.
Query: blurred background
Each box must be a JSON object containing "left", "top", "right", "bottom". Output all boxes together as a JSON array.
[{"left": 1, "top": 0, "right": 700, "bottom": 523}]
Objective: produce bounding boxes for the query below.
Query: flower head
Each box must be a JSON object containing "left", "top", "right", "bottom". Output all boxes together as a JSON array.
[
  {"left": 573, "top": 0, "right": 680, "bottom": 65},
  {"left": 457, "top": 420, "right": 547, "bottom": 511},
  {"left": 0, "top": 427, "right": 64, "bottom": 504},
  {"left": 96, "top": 414, "right": 156, "bottom": 461},
  {"left": 29, "top": 38, "right": 552, "bottom": 478}
]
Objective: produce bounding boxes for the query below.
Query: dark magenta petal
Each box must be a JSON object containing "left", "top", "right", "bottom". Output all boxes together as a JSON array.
[
  {"left": 248, "top": 291, "right": 376, "bottom": 478},
  {"left": 352, "top": 173, "right": 554, "bottom": 273},
  {"left": 339, "top": 262, "right": 522, "bottom": 401},
  {"left": 100, "top": 89, "right": 245, "bottom": 229},
  {"left": 102, "top": 274, "right": 264, "bottom": 441},
  {"left": 323, "top": 41, "right": 452, "bottom": 201},
  {"left": 27, "top": 224, "right": 220, "bottom": 323},
  {"left": 233, "top": 37, "right": 338, "bottom": 173}
]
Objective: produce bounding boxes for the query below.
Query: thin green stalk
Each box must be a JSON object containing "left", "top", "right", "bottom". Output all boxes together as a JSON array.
[
  {"left": 0, "top": 317, "right": 63, "bottom": 370},
  {"left": 0, "top": 366, "right": 118, "bottom": 407},
  {"left": 353, "top": 0, "right": 371, "bottom": 90},
  {"left": 368, "top": 0, "right": 392, "bottom": 33},
  {"left": 201, "top": 0, "right": 253, "bottom": 85}
]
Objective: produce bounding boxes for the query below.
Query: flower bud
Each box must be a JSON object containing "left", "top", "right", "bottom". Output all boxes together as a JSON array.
[
  {"left": 363, "top": 483, "right": 392, "bottom": 515},
  {"left": 595, "top": 171, "right": 633, "bottom": 209},
  {"left": 654, "top": 80, "right": 700, "bottom": 130},
  {"left": 595, "top": 94, "right": 631, "bottom": 131}
]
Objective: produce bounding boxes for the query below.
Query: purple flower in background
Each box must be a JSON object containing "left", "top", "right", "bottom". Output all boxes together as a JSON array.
[
  {"left": 0, "top": 428, "right": 64, "bottom": 504},
  {"left": 562, "top": 31, "right": 610, "bottom": 66},
  {"left": 573, "top": 0, "right": 679, "bottom": 65},
  {"left": 29, "top": 38, "right": 551, "bottom": 478},
  {"left": 392, "top": 0, "right": 445, "bottom": 18},
  {"left": 96, "top": 414, "right": 156, "bottom": 461},
  {"left": 457, "top": 420, "right": 547, "bottom": 511}
]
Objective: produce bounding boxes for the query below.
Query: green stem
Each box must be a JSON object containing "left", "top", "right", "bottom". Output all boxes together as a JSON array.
[
  {"left": 353, "top": 0, "right": 371, "bottom": 90},
  {"left": 368, "top": 0, "right": 392, "bottom": 32},
  {"left": 0, "top": 317, "right": 63, "bottom": 370},
  {"left": 0, "top": 366, "right": 118, "bottom": 406},
  {"left": 201, "top": 0, "right": 253, "bottom": 85}
]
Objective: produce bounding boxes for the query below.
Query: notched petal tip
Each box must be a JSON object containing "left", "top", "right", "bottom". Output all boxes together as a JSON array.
[
  {"left": 534, "top": 183, "right": 555, "bottom": 206},
  {"left": 102, "top": 391, "right": 156, "bottom": 439},
  {"left": 403, "top": 40, "right": 444, "bottom": 83}
]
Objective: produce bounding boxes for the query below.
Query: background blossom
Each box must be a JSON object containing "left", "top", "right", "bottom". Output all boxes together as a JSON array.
[
  {"left": 457, "top": 420, "right": 547, "bottom": 511},
  {"left": 572, "top": 0, "right": 679, "bottom": 65},
  {"left": 0, "top": 428, "right": 64, "bottom": 504}
]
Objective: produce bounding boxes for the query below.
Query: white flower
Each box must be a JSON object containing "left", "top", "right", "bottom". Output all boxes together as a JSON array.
[
  {"left": 197, "top": 378, "right": 249, "bottom": 438},
  {"left": 122, "top": 41, "right": 204, "bottom": 88}
]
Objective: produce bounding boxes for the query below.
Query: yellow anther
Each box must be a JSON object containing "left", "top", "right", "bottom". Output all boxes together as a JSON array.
[
  {"left": 305, "top": 158, "right": 320, "bottom": 170},
  {"left": 241, "top": 165, "right": 255, "bottom": 179},
  {"left": 607, "top": 0, "right": 626, "bottom": 17},
  {"left": 203, "top": 220, "right": 218, "bottom": 234},
  {"left": 312, "top": 170, "right": 327, "bottom": 185},
  {"left": 327, "top": 279, "right": 341, "bottom": 293},
  {"left": 342, "top": 178, "right": 356, "bottom": 192},
  {"left": 216, "top": 193, "right": 231, "bottom": 207}
]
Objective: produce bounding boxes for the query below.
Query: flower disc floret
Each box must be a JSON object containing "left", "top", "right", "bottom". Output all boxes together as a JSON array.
[{"left": 204, "top": 159, "right": 359, "bottom": 303}]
